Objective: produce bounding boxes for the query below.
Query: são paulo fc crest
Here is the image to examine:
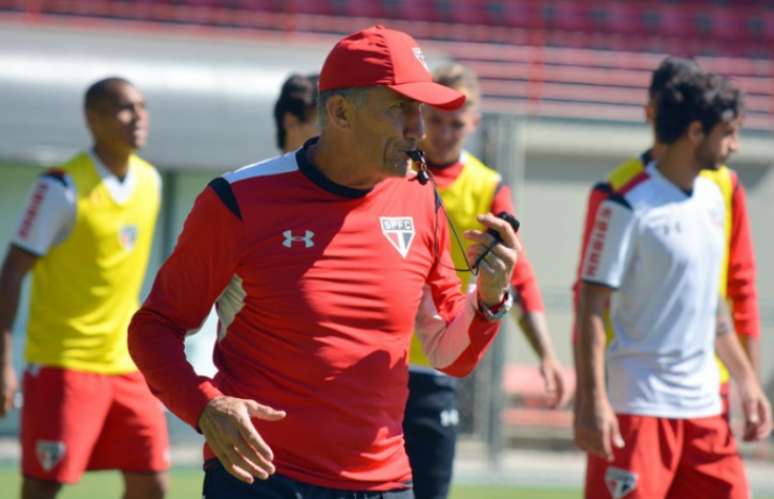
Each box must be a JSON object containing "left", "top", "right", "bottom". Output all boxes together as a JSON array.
[
  {"left": 380, "top": 216, "right": 415, "bottom": 258},
  {"left": 605, "top": 466, "right": 638, "bottom": 498},
  {"left": 119, "top": 224, "right": 138, "bottom": 251},
  {"left": 36, "top": 440, "right": 66, "bottom": 472}
]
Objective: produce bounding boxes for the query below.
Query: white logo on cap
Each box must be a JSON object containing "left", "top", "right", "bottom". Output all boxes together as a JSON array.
[{"left": 412, "top": 47, "right": 429, "bottom": 71}]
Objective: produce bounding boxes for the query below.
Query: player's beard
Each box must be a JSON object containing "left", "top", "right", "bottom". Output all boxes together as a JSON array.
[{"left": 696, "top": 141, "right": 723, "bottom": 171}]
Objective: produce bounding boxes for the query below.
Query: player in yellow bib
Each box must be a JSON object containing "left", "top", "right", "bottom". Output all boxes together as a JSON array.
[
  {"left": 0, "top": 77, "right": 169, "bottom": 499},
  {"left": 404, "top": 64, "right": 567, "bottom": 499}
]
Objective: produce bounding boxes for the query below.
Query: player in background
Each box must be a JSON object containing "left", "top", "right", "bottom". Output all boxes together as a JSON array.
[
  {"left": 575, "top": 70, "right": 771, "bottom": 498},
  {"left": 128, "top": 26, "right": 519, "bottom": 499},
  {"left": 184, "top": 72, "right": 323, "bottom": 378},
  {"left": 572, "top": 57, "right": 761, "bottom": 409},
  {"left": 0, "top": 77, "right": 169, "bottom": 499},
  {"left": 273, "top": 73, "right": 320, "bottom": 153},
  {"left": 404, "top": 63, "right": 567, "bottom": 499}
]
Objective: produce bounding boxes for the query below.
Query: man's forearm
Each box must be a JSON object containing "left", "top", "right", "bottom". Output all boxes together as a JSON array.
[
  {"left": 0, "top": 270, "right": 24, "bottom": 364},
  {"left": 513, "top": 309, "right": 557, "bottom": 362},
  {"left": 716, "top": 299, "right": 756, "bottom": 385},
  {"left": 737, "top": 335, "right": 760, "bottom": 378},
  {"left": 716, "top": 332, "right": 757, "bottom": 386},
  {"left": 577, "top": 289, "right": 609, "bottom": 401}
]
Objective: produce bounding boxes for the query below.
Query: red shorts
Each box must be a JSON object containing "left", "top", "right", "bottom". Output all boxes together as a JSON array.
[
  {"left": 585, "top": 413, "right": 749, "bottom": 499},
  {"left": 21, "top": 365, "right": 170, "bottom": 483}
]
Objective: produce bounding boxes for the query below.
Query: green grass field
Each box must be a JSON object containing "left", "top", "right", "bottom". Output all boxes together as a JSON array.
[{"left": 0, "top": 467, "right": 581, "bottom": 498}]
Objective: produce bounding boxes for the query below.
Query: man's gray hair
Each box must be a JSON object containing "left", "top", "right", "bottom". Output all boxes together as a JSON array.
[{"left": 317, "top": 87, "right": 372, "bottom": 127}]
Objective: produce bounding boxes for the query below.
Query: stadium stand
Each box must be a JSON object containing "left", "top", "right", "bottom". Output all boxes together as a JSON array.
[{"left": 1, "top": 0, "right": 772, "bottom": 133}]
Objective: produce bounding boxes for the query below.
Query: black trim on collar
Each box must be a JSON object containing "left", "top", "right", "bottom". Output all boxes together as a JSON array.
[{"left": 295, "top": 138, "right": 371, "bottom": 199}]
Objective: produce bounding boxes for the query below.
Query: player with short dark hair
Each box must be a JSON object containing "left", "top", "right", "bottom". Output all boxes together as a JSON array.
[
  {"left": 573, "top": 56, "right": 762, "bottom": 424},
  {"left": 0, "top": 77, "right": 169, "bottom": 499},
  {"left": 404, "top": 63, "right": 566, "bottom": 499},
  {"left": 574, "top": 70, "right": 771, "bottom": 499},
  {"left": 273, "top": 73, "right": 319, "bottom": 153},
  {"left": 128, "top": 26, "right": 519, "bottom": 499}
]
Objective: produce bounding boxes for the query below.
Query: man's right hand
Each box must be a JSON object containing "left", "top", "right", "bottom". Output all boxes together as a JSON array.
[
  {"left": 573, "top": 396, "right": 624, "bottom": 462},
  {"left": 198, "top": 396, "right": 286, "bottom": 484},
  {"left": 0, "top": 361, "right": 16, "bottom": 417}
]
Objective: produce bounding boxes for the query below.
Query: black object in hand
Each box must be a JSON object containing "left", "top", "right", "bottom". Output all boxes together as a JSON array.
[{"left": 473, "top": 212, "right": 520, "bottom": 270}]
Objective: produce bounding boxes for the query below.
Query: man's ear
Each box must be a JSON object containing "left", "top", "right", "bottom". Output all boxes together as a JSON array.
[
  {"left": 84, "top": 109, "right": 98, "bottom": 134},
  {"left": 325, "top": 95, "right": 352, "bottom": 130},
  {"left": 644, "top": 102, "right": 656, "bottom": 124},
  {"left": 282, "top": 112, "right": 300, "bottom": 130},
  {"left": 687, "top": 120, "right": 705, "bottom": 145}
]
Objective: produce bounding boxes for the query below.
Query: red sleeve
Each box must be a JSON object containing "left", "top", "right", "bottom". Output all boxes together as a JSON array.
[
  {"left": 490, "top": 184, "right": 544, "bottom": 312},
  {"left": 571, "top": 183, "right": 610, "bottom": 342},
  {"left": 726, "top": 175, "right": 760, "bottom": 338},
  {"left": 423, "top": 196, "right": 500, "bottom": 377},
  {"left": 128, "top": 183, "right": 244, "bottom": 428}
]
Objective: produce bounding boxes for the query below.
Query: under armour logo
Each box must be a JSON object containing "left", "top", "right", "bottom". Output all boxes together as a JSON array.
[
  {"left": 605, "top": 466, "right": 638, "bottom": 498},
  {"left": 440, "top": 409, "right": 459, "bottom": 427},
  {"left": 282, "top": 230, "right": 314, "bottom": 248}
]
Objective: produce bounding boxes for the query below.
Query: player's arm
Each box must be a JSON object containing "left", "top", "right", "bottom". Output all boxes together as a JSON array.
[
  {"left": 128, "top": 180, "right": 284, "bottom": 484},
  {"left": 714, "top": 299, "right": 771, "bottom": 441},
  {"left": 575, "top": 281, "right": 623, "bottom": 461},
  {"left": 0, "top": 246, "right": 37, "bottom": 417},
  {"left": 573, "top": 196, "right": 635, "bottom": 460},
  {"left": 491, "top": 183, "right": 566, "bottom": 406},
  {"left": 414, "top": 205, "right": 517, "bottom": 377},
  {"left": 0, "top": 173, "right": 74, "bottom": 417},
  {"left": 725, "top": 176, "right": 760, "bottom": 375}
]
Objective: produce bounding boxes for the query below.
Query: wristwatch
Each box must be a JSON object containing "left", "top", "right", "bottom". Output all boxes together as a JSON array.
[{"left": 477, "top": 289, "right": 513, "bottom": 321}]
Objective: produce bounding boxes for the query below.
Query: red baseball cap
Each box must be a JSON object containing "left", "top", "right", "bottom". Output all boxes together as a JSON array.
[{"left": 319, "top": 25, "right": 466, "bottom": 110}]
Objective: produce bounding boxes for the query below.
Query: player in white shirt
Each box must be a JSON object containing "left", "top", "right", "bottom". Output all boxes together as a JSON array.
[{"left": 575, "top": 71, "right": 771, "bottom": 498}]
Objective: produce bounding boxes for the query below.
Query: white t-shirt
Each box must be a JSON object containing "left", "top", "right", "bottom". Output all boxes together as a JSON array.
[
  {"left": 581, "top": 162, "right": 726, "bottom": 418},
  {"left": 13, "top": 151, "right": 144, "bottom": 256}
]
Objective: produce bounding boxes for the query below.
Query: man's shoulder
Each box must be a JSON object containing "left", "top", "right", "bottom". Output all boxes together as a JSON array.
[
  {"left": 607, "top": 154, "right": 647, "bottom": 192},
  {"left": 56, "top": 150, "right": 92, "bottom": 174},
  {"left": 222, "top": 152, "right": 299, "bottom": 187}
]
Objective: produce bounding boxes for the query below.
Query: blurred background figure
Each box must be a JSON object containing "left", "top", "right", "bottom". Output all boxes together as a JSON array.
[
  {"left": 405, "top": 63, "right": 566, "bottom": 499},
  {"left": 573, "top": 55, "right": 762, "bottom": 423},
  {"left": 182, "top": 72, "right": 321, "bottom": 380},
  {"left": 0, "top": 77, "right": 169, "bottom": 499},
  {"left": 273, "top": 73, "right": 320, "bottom": 153}
]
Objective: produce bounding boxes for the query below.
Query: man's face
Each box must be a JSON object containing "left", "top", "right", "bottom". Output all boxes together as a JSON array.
[
  {"left": 695, "top": 116, "right": 741, "bottom": 170},
  {"left": 87, "top": 83, "right": 148, "bottom": 151},
  {"left": 421, "top": 96, "right": 480, "bottom": 164},
  {"left": 350, "top": 87, "right": 424, "bottom": 180}
]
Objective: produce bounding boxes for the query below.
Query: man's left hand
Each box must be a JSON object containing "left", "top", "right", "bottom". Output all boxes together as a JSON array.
[
  {"left": 465, "top": 213, "right": 520, "bottom": 306},
  {"left": 738, "top": 378, "right": 773, "bottom": 442}
]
